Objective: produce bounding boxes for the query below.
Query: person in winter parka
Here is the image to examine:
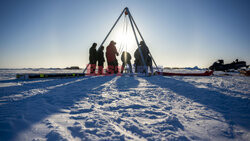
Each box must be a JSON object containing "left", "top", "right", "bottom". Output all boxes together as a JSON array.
[
  {"left": 134, "top": 47, "right": 141, "bottom": 73},
  {"left": 147, "top": 55, "right": 153, "bottom": 74},
  {"left": 97, "top": 46, "right": 105, "bottom": 74},
  {"left": 140, "top": 41, "right": 154, "bottom": 74},
  {"left": 89, "top": 43, "right": 97, "bottom": 74},
  {"left": 134, "top": 41, "right": 151, "bottom": 73},
  {"left": 121, "top": 51, "right": 133, "bottom": 73},
  {"left": 106, "top": 41, "right": 119, "bottom": 74},
  {"left": 140, "top": 41, "right": 149, "bottom": 65}
]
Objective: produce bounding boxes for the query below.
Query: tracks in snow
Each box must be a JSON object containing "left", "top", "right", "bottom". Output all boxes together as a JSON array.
[
  {"left": 14, "top": 76, "right": 248, "bottom": 141},
  {"left": 33, "top": 76, "right": 191, "bottom": 140}
]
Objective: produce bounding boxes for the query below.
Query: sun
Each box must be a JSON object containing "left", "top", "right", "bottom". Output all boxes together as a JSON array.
[{"left": 112, "top": 25, "right": 138, "bottom": 54}]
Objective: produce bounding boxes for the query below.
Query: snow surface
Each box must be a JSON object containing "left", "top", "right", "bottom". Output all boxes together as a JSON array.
[{"left": 0, "top": 69, "right": 250, "bottom": 141}]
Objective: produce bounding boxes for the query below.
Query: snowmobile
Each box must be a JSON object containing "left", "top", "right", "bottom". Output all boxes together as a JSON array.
[{"left": 209, "top": 59, "right": 247, "bottom": 71}]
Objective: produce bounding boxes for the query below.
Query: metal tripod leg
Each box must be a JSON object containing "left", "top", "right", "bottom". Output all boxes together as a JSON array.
[
  {"left": 126, "top": 8, "right": 148, "bottom": 76},
  {"left": 130, "top": 13, "right": 160, "bottom": 72}
]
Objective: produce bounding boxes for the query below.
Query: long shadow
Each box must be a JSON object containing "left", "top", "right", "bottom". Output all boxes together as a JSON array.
[
  {"left": 185, "top": 78, "right": 250, "bottom": 98},
  {"left": 0, "top": 77, "right": 92, "bottom": 98},
  {"left": 115, "top": 76, "right": 140, "bottom": 91},
  {"left": 0, "top": 76, "right": 115, "bottom": 141},
  {"left": 207, "top": 84, "right": 250, "bottom": 98},
  {"left": 145, "top": 76, "right": 250, "bottom": 131}
]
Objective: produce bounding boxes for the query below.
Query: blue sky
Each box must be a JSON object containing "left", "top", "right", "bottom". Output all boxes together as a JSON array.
[{"left": 0, "top": 0, "right": 249, "bottom": 68}]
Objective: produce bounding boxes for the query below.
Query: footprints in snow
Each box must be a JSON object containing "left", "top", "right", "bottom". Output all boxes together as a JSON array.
[
  {"left": 61, "top": 76, "right": 185, "bottom": 140},
  {"left": 40, "top": 76, "right": 187, "bottom": 140}
]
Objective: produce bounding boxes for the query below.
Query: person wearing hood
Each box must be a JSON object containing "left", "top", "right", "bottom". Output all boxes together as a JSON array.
[
  {"left": 89, "top": 43, "right": 97, "bottom": 74},
  {"left": 140, "top": 41, "right": 149, "bottom": 65},
  {"left": 106, "top": 41, "right": 119, "bottom": 74},
  {"left": 134, "top": 41, "right": 153, "bottom": 73},
  {"left": 140, "top": 41, "right": 153, "bottom": 74},
  {"left": 134, "top": 47, "right": 141, "bottom": 73},
  {"left": 97, "top": 46, "right": 105, "bottom": 74}
]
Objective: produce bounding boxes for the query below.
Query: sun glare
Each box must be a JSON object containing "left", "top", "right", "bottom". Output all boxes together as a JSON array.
[{"left": 112, "top": 24, "right": 138, "bottom": 55}]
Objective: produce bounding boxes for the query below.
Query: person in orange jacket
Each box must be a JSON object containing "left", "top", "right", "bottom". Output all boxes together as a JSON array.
[{"left": 106, "top": 41, "right": 119, "bottom": 74}]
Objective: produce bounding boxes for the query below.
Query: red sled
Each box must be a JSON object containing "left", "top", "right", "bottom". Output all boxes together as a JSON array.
[{"left": 156, "top": 70, "right": 213, "bottom": 76}]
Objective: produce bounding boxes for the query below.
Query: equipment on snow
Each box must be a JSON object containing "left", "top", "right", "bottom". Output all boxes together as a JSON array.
[
  {"left": 209, "top": 59, "right": 247, "bottom": 71},
  {"left": 156, "top": 70, "right": 213, "bottom": 76},
  {"left": 16, "top": 73, "right": 85, "bottom": 79}
]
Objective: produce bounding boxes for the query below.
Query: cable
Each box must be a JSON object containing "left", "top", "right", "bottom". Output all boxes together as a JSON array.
[{"left": 118, "top": 15, "right": 126, "bottom": 54}]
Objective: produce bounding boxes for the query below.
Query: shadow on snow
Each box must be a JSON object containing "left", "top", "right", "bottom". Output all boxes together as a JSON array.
[
  {"left": 115, "top": 76, "right": 140, "bottom": 91},
  {"left": 0, "top": 76, "right": 115, "bottom": 141},
  {"left": 0, "top": 77, "right": 92, "bottom": 98},
  {"left": 145, "top": 76, "right": 250, "bottom": 132}
]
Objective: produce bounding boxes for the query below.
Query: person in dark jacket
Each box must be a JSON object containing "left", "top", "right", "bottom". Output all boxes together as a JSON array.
[
  {"left": 134, "top": 48, "right": 141, "bottom": 73},
  {"left": 106, "top": 41, "right": 119, "bottom": 74},
  {"left": 140, "top": 41, "right": 149, "bottom": 65},
  {"left": 121, "top": 51, "right": 133, "bottom": 73},
  {"left": 89, "top": 43, "right": 97, "bottom": 74},
  {"left": 147, "top": 55, "right": 153, "bottom": 74},
  {"left": 140, "top": 41, "right": 154, "bottom": 73},
  {"left": 134, "top": 41, "right": 151, "bottom": 73},
  {"left": 97, "top": 46, "right": 105, "bottom": 74}
]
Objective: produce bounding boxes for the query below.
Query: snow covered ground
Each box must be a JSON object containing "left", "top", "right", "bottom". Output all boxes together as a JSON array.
[{"left": 0, "top": 69, "right": 249, "bottom": 141}]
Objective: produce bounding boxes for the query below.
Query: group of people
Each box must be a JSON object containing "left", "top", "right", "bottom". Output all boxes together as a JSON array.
[{"left": 89, "top": 40, "right": 153, "bottom": 74}]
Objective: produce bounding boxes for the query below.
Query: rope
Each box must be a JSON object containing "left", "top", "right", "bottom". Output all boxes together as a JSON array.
[
  {"left": 117, "top": 14, "right": 127, "bottom": 67},
  {"left": 120, "top": 15, "right": 129, "bottom": 55},
  {"left": 122, "top": 15, "right": 130, "bottom": 72},
  {"left": 118, "top": 15, "right": 126, "bottom": 54},
  {"left": 124, "top": 15, "right": 127, "bottom": 53},
  {"left": 117, "top": 15, "right": 130, "bottom": 72}
]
